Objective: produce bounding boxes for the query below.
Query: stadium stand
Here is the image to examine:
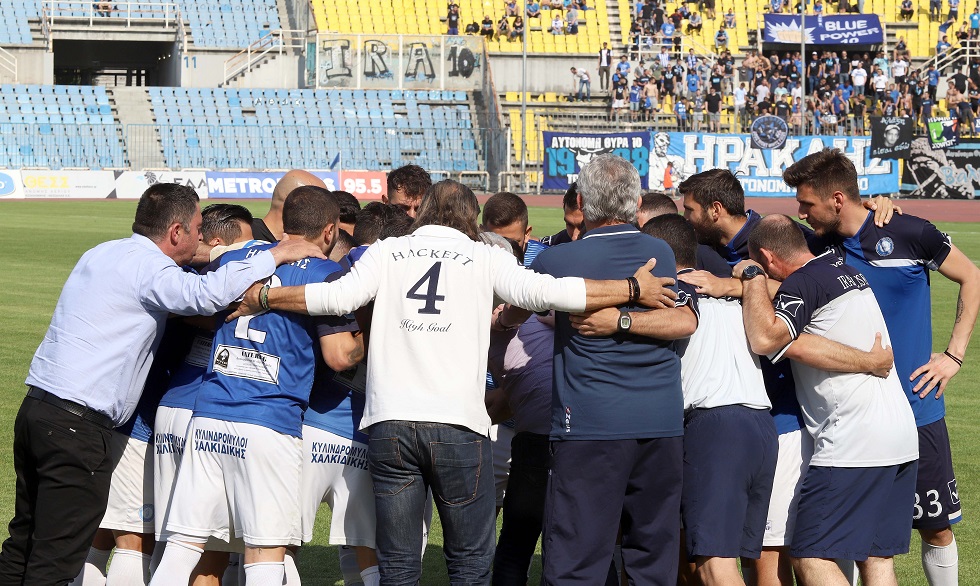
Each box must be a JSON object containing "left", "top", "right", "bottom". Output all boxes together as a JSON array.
[
  {"left": 148, "top": 87, "right": 482, "bottom": 172},
  {"left": 0, "top": 84, "right": 125, "bottom": 169},
  {"left": 0, "top": 0, "right": 37, "bottom": 45},
  {"left": 176, "top": 0, "right": 281, "bottom": 48},
  {"left": 312, "top": 0, "right": 610, "bottom": 54}
]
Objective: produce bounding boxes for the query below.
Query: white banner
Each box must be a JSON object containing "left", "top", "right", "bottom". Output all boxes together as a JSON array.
[
  {"left": 0, "top": 170, "right": 23, "bottom": 199},
  {"left": 113, "top": 170, "right": 209, "bottom": 200},
  {"left": 21, "top": 170, "right": 116, "bottom": 199}
]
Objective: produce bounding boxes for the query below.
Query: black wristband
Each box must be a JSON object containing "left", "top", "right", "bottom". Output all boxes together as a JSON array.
[
  {"left": 944, "top": 350, "right": 963, "bottom": 367},
  {"left": 627, "top": 276, "right": 640, "bottom": 304}
]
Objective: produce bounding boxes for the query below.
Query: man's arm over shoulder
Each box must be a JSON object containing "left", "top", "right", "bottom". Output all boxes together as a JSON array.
[
  {"left": 305, "top": 242, "right": 385, "bottom": 316},
  {"left": 140, "top": 247, "right": 277, "bottom": 316}
]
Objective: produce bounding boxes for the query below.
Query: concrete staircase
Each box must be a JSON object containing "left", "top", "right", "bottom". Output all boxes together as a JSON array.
[{"left": 110, "top": 86, "right": 165, "bottom": 169}]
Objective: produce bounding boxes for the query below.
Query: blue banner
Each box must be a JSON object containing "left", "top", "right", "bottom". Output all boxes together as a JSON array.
[
  {"left": 205, "top": 171, "right": 340, "bottom": 198},
  {"left": 543, "top": 131, "right": 650, "bottom": 191},
  {"left": 763, "top": 14, "right": 883, "bottom": 45},
  {"left": 657, "top": 132, "right": 898, "bottom": 197}
]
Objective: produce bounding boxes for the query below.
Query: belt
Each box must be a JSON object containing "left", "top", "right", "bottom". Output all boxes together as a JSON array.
[{"left": 27, "top": 387, "right": 114, "bottom": 430}]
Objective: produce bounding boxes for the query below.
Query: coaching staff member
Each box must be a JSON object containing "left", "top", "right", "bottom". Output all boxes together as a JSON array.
[
  {"left": 229, "top": 179, "right": 677, "bottom": 585},
  {"left": 0, "top": 184, "right": 322, "bottom": 585},
  {"left": 504, "top": 154, "right": 696, "bottom": 585}
]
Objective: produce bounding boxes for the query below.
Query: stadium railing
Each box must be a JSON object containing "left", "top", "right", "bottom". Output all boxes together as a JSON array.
[
  {"left": 223, "top": 29, "right": 307, "bottom": 86},
  {"left": 40, "top": 0, "right": 182, "bottom": 28},
  {"left": 0, "top": 122, "right": 125, "bottom": 169},
  {"left": 124, "top": 123, "right": 503, "bottom": 178}
]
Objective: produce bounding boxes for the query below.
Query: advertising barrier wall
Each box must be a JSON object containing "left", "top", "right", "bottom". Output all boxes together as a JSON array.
[
  {"left": 659, "top": 132, "right": 899, "bottom": 197},
  {"left": 21, "top": 170, "right": 118, "bottom": 199},
  {"left": 543, "top": 131, "right": 651, "bottom": 191},
  {"left": 0, "top": 170, "right": 23, "bottom": 199}
]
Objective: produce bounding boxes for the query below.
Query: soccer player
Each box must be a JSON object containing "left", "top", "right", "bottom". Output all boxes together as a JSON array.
[
  {"left": 481, "top": 191, "right": 551, "bottom": 512},
  {"left": 327, "top": 190, "right": 362, "bottom": 236},
  {"left": 151, "top": 187, "right": 362, "bottom": 586},
  {"left": 738, "top": 214, "right": 919, "bottom": 586},
  {"left": 676, "top": 169, "right": 900, "bottom": 586},
  {"left": 152, "top": 208, "right": 271, "bottom": 586},
  {"left": 539, "top": 182, "right": 585, "bottom": 246},
  {"left": 229, "top": 179, "right": 680, "bottom": 584},
  {"left": 784, "top": 149, "right": 980, "bottom": 586},
  {"left": 251, "top": 170, "right": 327, "bottom": 242},
  {"left": 638, "top": 191, "right": 733, "bottom": 277},
  {"left": 487, "top": 312, "right": 555, "bottom": 585},
  {"left": 481, "top": 191, "right": 549, "bottom": 265},
  {"left": 298, "top": 207, "right": 415, "bottom": 586},
  {"left": 382, "top": 164, "right": 432, "bottom": 218}
]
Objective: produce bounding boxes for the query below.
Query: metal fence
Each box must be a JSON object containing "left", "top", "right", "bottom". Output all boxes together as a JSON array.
[
  {"left": 0, "top": 123, "right": 126, "bottom": 169},
  {"left": 123, "top": 123, "right": 508, "bottom": 189}
]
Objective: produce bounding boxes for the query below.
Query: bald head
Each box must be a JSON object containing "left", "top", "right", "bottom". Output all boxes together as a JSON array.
[{"left": 271, "top": 170, "right": 326, "bottom": 210}]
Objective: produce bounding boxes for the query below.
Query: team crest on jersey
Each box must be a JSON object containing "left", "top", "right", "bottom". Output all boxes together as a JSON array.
[
  {"left": 215, "top": 348, "right": 230, "bottom": 369},
  {"left": 775, "top": 294, "right": 804, "bottom": 318},
  {"left": 875, "top": 237, "right": 895, "bottom": 257},
  {"left": 949, "top": 479, "right": 959, "bottom": 505}
]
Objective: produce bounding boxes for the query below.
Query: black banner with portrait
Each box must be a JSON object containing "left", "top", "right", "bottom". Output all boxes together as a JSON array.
[{"left": 870, "top": 116, "right": 913, "bottom": 160}]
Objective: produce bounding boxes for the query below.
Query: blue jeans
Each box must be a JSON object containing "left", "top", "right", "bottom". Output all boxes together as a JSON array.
[
  {"left": 369, "top": 420, "right": 495, "bottom": 585},
  {"left": 578, "top": 79, "right": 591, "bottom": 101}
]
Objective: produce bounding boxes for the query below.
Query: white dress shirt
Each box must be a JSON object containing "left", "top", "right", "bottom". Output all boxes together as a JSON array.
[{"left": 26, "top": 233, "right": 276, "bottom": 425}]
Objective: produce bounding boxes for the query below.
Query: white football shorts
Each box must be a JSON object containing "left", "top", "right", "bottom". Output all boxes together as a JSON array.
[
  {"left": 763, "top": 428, "right": 815, "bottom": 547},
  {"left": 300, "top": 426, "right": 376, "bottom": 547},
  {"left": 100, "top": 431, "right": 154, "bottom": 533},
  {"left": 162, "top": 417, "right": 303, "bottom": 548}
]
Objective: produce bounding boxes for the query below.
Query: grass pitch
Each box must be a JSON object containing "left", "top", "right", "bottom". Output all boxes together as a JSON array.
[{"left": 0, "top": 200, "right": 976, "bottom": 584}]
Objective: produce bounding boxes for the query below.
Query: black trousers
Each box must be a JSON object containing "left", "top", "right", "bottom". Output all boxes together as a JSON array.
[
  {"left": 492, "top": 432, "right": 550, "bottom": 585},
  {"left": 541, "top": 437, "right": 683, "bottom": 586},
  {"left": 0, "top": 395, "right": 113, "bottom": 585}
]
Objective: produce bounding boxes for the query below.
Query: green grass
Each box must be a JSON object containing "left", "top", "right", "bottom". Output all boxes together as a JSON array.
[{"left": 0, "top": 201, "right": 977, "bottom": 584}]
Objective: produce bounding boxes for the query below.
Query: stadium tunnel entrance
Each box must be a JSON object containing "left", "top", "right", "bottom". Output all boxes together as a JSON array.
[{"left": 53, "top": 40, "right": 178, "bottom": 86}]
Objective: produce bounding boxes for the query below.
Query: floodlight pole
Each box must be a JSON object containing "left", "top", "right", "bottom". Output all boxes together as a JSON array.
[
  {"left": 520, "top": 3, "right": 529, "bottom": 192},
  {"left": 801, "top": 9, "right": 807, "bottom": 134}
]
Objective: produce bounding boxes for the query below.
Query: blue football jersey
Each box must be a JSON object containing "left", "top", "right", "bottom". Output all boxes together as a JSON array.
[
  {"left": 193, "top": 244, "right": 347, "bottom": 438},
  {"left": 824, "top": 212, "right": 952, "bottom": 427},
  {"left": 302, "top": 268, "right": 366, "bottom": 444}
]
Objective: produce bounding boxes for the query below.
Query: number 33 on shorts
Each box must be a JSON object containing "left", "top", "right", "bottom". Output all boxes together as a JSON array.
[{"left": 913, "top": 480, "right": 960, "bottom": 522}]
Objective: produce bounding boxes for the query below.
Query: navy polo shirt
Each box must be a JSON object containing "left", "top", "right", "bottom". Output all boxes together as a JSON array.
[{"left": 529, "top": 224, "right": 684, "bottom": 441}]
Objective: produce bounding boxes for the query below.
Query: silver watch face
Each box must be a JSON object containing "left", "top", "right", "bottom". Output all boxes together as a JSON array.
[{"left": 619, "top": 314, "right": 631, "bottom": 330}]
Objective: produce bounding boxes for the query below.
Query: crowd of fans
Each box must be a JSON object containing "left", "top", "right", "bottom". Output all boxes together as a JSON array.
[{"left": 448, "top": 0, "right": 592, "bottom": 39}]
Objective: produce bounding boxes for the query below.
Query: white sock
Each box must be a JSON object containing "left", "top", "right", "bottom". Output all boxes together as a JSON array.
[
  {"left": 243, "top": 561, "right": 285, "bottom": 586},
  {"left": 338, "top": 546, "right": 363, "bottom": 586},
  {"left": 283, "top": 552, "right": 301, "bottom": 586},
  {"left": 359, "top": 566, "right": 380, "bottom": 586},
  {"left": 922, "top": 536, "right": 958, "bottom": 586},
  {"left": 148, "top": 541, "right": 203, "bottom": 586},
  {"left": 106, "top": 549, "right": 151, "bottom": 586},
  {"left": 71, "top": 547, "right": 111, "bottom": 585}
]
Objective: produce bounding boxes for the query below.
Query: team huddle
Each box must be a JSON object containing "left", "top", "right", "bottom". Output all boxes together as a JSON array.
[{"left": 0, "top": 151, "right": 976, "bottom": 586}]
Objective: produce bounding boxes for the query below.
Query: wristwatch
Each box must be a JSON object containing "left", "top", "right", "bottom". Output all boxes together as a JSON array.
[
  {"left": 740, "top": 264, "right": 765, "bottom": 281},
  {"left": 617, "top": 308, "right": 632, "bottom": 333}
]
